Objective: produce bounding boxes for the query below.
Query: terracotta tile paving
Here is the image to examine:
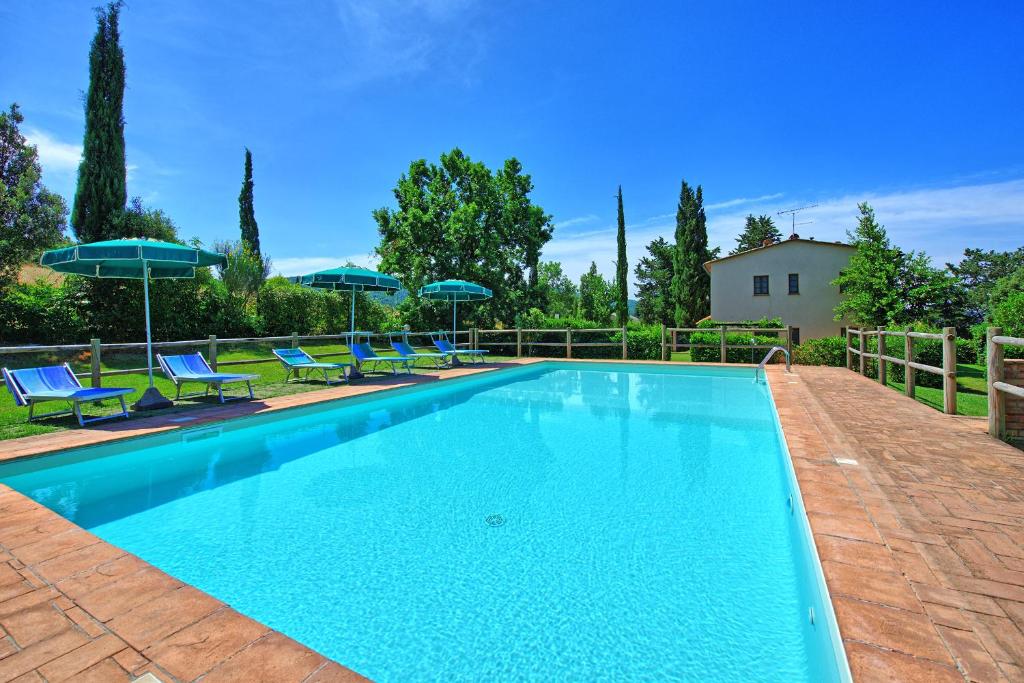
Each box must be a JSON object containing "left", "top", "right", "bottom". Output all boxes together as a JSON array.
[
  {"left": 770, "top": 365, "right": 1024, "bottom": 682},
  {"left": 1, "top": 359, "right": 1022, "bottom": 680}
]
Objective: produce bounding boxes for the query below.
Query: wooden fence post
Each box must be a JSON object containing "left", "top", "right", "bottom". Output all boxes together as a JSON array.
[
  {"left": 566, "top": 329, "right": 572, "bottom": 359},
  {"left": 516, "top": 328, "right": 522, "bottom": 358},
  {"left": 904, "top": 328, "right": 915, "bottom": 398},
  {"left": 672, "top": 330, "right": 677, "bottom": 356},
  {"left": 877, "top": 326, "right": 886, "bottom": 385},
  {"left": 846, "top": 329, "right": 853, "bottom": 370},
  {"left": 209, "top": 335, "right": 218, "bottom": 370},
  {"left": 90, "top": 338, "right": 101, "bottom": 388},
  {"left": 785, "top": 325, "right": 793, "bottom": 358},
  {"left": 943, "top": 326, "right": 957, "bottom": 415},
  {"left": 988, "top": 327, "right": 1004, "bottom": 438},
  {"left": 859, "top": 330, "right": 866, "bottom": 375},
  {"left": 291, "top": 331, "right": 299, "bottom": 349},
  {"left": 661, "top": 325, "right": 666, "bottom": 361},
  {"left": 622, "top": 326, "right": 628, "bottom": 360},
  {"left": 720, "top": 325, "right": 727, "bottom": 363}
]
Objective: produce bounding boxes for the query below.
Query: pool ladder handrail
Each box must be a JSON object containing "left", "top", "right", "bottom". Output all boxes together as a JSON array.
[{"left": 754, "top": 346, "right": 791, "bottom": 383}]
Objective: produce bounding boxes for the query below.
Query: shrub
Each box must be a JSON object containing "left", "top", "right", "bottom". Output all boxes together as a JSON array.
[
  {"left": 793, "top": 337, "right": 845, "bottom": 366},
  {"left": 0, "top": 280, "right": 87, "bottom": 344},
  {"left": 689, "top": 319, "right": 785, "bottom": 363}
]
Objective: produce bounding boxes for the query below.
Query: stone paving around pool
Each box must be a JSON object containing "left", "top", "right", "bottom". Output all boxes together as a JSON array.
[
  {"left": 0, "top": 360, "right": 1022, "bottom": 681},
  {"left": 772, "top": 366, "right": 1024, "bottom": 683}
]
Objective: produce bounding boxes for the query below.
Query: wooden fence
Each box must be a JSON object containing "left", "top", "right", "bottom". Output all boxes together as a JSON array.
[
  {"left": 661, "top": 326, "right": 791, "bottom": 362},
  {"left": 845, "top": 327, "right": 957, "bottom": 414},
  {"left": 0, "top": 331, "right": 473, "bottom": 387},
  {"left": 986, "top": 327, "right": 1024, "bottom": 440},
  {"left": 474, "top": 328, "right": 628, "bottom": 359}
]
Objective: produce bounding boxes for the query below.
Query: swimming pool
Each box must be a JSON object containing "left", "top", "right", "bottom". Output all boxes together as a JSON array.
[{"left": 0, "top": 362, "right": 850, "bottom": 681}]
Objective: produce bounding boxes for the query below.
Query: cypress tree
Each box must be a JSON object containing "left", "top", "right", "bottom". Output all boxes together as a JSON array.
[
  {"left": 615, "top": 185, "right": 628, "bottom": 326},
  {"left": 71, "top": 1, "right": 126, "bottom": 243},
  {"left": 670, "top": 180, "right": 712, "bottom": 326},
  {"left": 238, "top": 148, "right": 261, "bottom": 258}
]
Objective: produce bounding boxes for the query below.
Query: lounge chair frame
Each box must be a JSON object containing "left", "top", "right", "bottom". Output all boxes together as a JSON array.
[
  {"left": 350, "top": 343, "right": 413, "bottom": 375},
  {"left": 156, "top": 353, "right": 257, "bottom": 403},
  {"left": 429, "top": 333, "right": 489, "bottom": 364},
  {"left": 272, "top": 348, "right": 351, "bottom": 385},
  {"left": 2, "top": 364, "right": 132, "bottom": 426},
  {"left": 389, "top": 340, "right": 449, "bottom": 369}
]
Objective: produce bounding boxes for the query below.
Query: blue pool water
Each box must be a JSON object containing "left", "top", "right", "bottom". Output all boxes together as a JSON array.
[{"left": 0, "top": 363, "right": 848, "bottom": 682}]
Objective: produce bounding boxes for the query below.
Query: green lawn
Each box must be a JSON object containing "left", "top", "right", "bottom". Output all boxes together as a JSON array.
[{"left": 881, "top": 363, "right": 988, "bottom": 417}]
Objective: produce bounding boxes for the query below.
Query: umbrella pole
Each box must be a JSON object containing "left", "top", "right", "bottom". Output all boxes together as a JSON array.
[
  {"left": 143, "top": 264, "right": 154, "bottom": 387},
  {"left": 451, "top": 299, "right": 461, "bottom": 366},
  {"left": 134, "top": 260, "right": 172, "bottom": 411},
  {"left": 348, "top": 284, "right": 364, "bottom": 379}
]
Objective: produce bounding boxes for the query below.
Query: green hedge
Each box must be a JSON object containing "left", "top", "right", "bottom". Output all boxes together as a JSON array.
[
  {"left": 793, "top": 336, "right": 846, "bottom": 366},
  {"left": 690, "top": 318, "right": 785, "bottom": 363},
  {"left": 0, "top": 275, "right": 400, "bottom": 345}
]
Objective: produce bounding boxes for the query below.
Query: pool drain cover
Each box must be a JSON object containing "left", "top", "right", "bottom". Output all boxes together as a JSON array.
[{"left": 485, "top": 514, "right": 505, "bottom": 527}]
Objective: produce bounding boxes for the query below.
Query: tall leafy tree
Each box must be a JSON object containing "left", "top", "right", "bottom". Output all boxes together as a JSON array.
[
  {"left": 374, "top": 148, "right": 552, "bottom": 327},
  {"left": 579, "top": 261, "right": 613, "bottom": 323},
  {"left": 536, "top": 261, "right": 578, "bottom": 318},
  {"left": 238, "top": 148, "right": 261, "bottom": 258},
  {"left": 615, "top": 185, "right": 628, "bottom": 326},
  {"left": 832, "top": 203, "right": 963, "bottom": 328},
  {"left": 670, "top": 180, "right": 713, "bottom": 326},
  {"left": 71, "top": 1, "right": 126, "bottom": 243},
  {"left": 947, "top": 247, "right": 1024, "bottom": 323},
  {"left": 0, "top": 104, "right": 68, "bottom": 288},
  {"left": 634, "top": 237, "right": 674, "bottom": 326},
  {"left": 730, "top": 214, "right": 782, "bottom": 254}
]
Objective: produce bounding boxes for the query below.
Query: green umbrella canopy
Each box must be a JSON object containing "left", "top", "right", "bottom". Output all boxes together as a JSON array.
[
  {"left": 418, "top": 279, "right": 493, "bottom": 301},
  {"left": 38, "top": 239, "right": 228, "bottom": 407},
  {"left": 40, "top": 239, "right": 225, "bottom": 278},
  {"left": 299, "top": 267, "right": 401, "bottom": 292}
]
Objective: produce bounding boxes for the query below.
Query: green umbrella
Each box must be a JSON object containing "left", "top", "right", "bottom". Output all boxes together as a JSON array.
[
  {"left": 298, "top": 267, "right": 401, "bottom": 378},
  {"left": 40, "top": 238, "right": 226, "bottom": 410},
  {"left": 418, "top": 280, "right": 493, "bottom": 353}
]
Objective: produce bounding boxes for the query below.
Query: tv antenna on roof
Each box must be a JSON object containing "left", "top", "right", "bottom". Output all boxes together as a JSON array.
[{"left": 777, "top": 204, "right": 818, "bottom": 237}]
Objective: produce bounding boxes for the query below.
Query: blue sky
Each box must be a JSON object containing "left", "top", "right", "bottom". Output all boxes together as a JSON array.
[{"left": 3, "top": 1, "right": 1022, "bottom": 292}]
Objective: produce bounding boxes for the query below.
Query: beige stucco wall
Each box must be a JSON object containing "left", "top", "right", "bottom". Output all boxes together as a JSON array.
[{"left": 708, "top": 240, "right": 854, "bottom": 341}]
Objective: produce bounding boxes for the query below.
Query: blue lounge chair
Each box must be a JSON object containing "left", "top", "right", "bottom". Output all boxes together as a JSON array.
[
  {"left": 389, "top": 340, "right": 448, "bottom": 369},
  {"left": 432, "top": 337, "right": 489, "bottom": 364},
  {"left": 350, "top": 343, "right": 413, "bottom": 375},
  {"left": 2, "top": 364, "right": 134, "bottom": 426},
  {"left": 272, "top": 348, "right": 351, "bottom": 385},
  {"left": 157, "top": 352, "right": 258, "bottom": 403}
]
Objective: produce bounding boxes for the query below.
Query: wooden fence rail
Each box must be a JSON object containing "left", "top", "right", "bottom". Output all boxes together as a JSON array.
[
  {"left": 987, "top": 327, "right": 1024, "bottom": 440},
  {"left": 661, "top": 326, "right": 791, "bottom": 362},
  {"left": 845, "top": 326, "right": 957, "bottom": 414},
  {"left": 0, "top": 330, "right": 474, "bottom": 387}
]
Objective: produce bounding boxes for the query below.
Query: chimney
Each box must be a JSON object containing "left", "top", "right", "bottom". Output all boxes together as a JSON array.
[
  {"left": 788, "top": 233, "right": 800, "bottom": 240},
  {"left": 761, "top": 237, "right": 774, "bottom": 247}
]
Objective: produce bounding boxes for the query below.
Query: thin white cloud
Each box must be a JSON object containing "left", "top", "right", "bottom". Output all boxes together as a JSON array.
[
  {"left": 273, "top": 253, "right": 381, "bottom": 278},
  {"left": 705, "top": 192, "right": 784, "bottom": 211},
  {"left": 329, "top": 0, "right": 485, "bottom": 86},
  {"left": 554, "top": 214, "right": 599, "bottom": 230},
  {"left": 24, "top": 128, "right": 81, "bottom": 173},
  {"left": 545, "top": 178, "right": 1024, "bottom": 295}
]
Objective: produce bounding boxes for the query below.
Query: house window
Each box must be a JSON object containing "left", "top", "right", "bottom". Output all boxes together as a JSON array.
[
  {"left": 788, "top": 273, "right": 799, "bottom": 295},
  {"left": 840, "top": 327, "right": 847, "bottom": 338},
  {"left": 753, "top": 275, "right": 769, "bottom": 296},
  {"left": 791, "top": 327, "right": 801, "bottom": 345}
]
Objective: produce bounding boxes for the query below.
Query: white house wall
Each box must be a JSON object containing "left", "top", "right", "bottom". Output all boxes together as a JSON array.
[{"left": 708, "top": 241, "right": 854, "bottom": 341}]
